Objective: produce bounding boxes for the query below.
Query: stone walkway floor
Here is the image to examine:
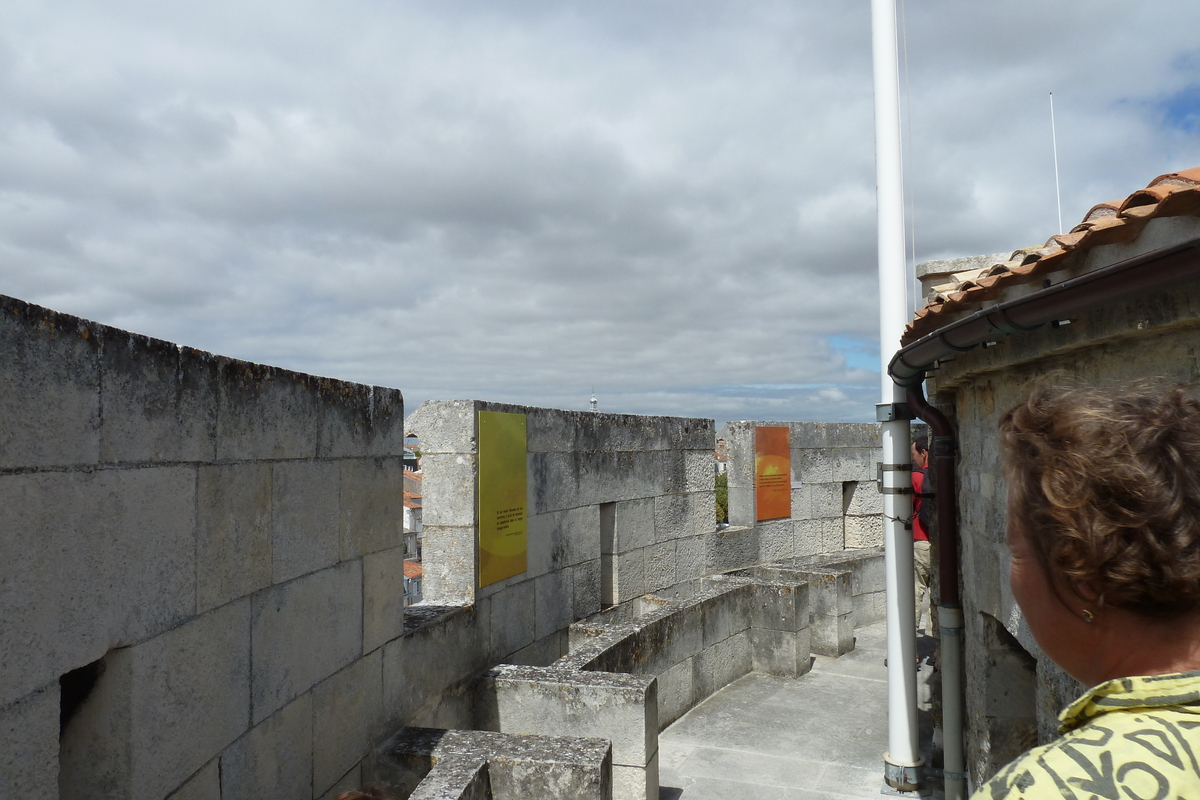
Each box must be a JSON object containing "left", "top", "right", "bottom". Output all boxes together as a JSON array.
[{"left": 658, "top": 620, "right": 939, "bottom": 799}]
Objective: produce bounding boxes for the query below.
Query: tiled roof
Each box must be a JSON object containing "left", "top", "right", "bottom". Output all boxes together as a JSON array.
[
  {"left": 403, "top": 489, "right": 422, "bottom": 510},
  {"left": 404, "top": 560, "right": 424, "bottom": 579},
  {"left": 404, "top": 469, "right": 422, "bottom": 482},
  {"left": 902, "top": 167, "right": 1200, "bottom": 345}
]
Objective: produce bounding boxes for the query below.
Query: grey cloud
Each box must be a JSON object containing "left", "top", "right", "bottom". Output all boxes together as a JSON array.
[{"left": 2, "top": 1, "right": 1199, "bottom": 425}]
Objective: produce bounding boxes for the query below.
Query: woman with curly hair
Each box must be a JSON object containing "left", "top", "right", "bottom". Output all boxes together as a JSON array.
[{"left": 977, "top": 380, "right": 1200, "bottom": 799}]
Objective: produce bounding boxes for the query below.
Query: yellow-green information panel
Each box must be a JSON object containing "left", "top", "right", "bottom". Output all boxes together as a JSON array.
[{"left": 477, "top": 410, "right": 528, "bottom": 587}]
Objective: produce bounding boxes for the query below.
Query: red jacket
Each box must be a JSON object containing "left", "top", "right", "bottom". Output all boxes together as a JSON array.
[{"left": 912, "top": 468, "right": 929, "bottom": 542}]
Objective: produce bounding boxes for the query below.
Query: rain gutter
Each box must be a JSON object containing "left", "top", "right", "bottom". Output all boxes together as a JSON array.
[{"left": 889, "top": 238, "right": 1200, "bottom": 388}]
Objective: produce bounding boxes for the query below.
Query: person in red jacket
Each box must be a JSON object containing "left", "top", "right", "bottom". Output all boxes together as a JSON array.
[{"left": 911, "top": 436, "right": 931, "bottom": 635}]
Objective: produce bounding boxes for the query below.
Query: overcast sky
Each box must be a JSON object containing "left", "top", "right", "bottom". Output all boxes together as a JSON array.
[{"left": 3, "top": 1, "right": 1199, "bottom": 424}]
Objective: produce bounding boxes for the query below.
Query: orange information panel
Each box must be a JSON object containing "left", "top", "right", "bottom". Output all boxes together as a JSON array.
[
  {"left": 477, "top": 410, "right": 528, "bottom": 587},
  {"left": 755, "top": 426, "right": 792, "bottom": 522}
]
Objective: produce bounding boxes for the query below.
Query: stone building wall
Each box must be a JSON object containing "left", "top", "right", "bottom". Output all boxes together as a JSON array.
[
  {"left": 923, "top": 215, "right": 1200, "bottom": 787},
  {"left": 407, "top": 400, "right": 718, "bottom": 668},
  {"left": 0, "top": 294, "right": 408, "bottom": 799},
  {"left": 719, "top": 421, "right": 882, "bottom": 553}
]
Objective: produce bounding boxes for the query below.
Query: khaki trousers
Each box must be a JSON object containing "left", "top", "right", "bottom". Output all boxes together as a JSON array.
[{"left": 913, "top": 539, "right": 932, "bottom": 634}]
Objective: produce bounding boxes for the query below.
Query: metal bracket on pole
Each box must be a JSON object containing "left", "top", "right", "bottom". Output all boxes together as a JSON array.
[
  {"left": 877, "top": 402, "right": 915, "bottom": 422},
  {"left": 878, "top": 462, "right": 914, "bottom": 495}
]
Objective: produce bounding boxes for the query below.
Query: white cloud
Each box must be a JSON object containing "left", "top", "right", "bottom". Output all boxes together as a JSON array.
[{"left": 2, "top": 1, "right": 1199, "bottom": 424}]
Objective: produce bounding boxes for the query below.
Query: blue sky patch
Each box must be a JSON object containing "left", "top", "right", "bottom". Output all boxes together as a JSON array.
[
  {"left": 825, "top": 334, "right": 880, "bottom": 372},
  {"left": 1159, "top": 84, "right": 1200, "bottom": 133}
]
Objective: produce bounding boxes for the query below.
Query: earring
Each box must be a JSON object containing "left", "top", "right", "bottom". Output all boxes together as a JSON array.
[{"left": 1081, "top": 609, "right": 1094, "bottom": 623}]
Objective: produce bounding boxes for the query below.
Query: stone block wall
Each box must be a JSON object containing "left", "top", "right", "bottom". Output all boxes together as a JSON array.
[
  {"left": 406, "top": 400, "right": 717, "bottom": 662},
  {"left": 720, "top": 421, "right": 882, "bottom": 552},
  {"left": 0, "top": 295, "right": 407, "bottom": 800}
]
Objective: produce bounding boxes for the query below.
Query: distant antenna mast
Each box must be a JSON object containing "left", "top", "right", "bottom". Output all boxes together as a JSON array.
[
  {"left": 590, "top": 387, "right": 597, "bottom": 413},
  {"left": 1050, "top": 92, "right": 1063, "bottom": 233}
]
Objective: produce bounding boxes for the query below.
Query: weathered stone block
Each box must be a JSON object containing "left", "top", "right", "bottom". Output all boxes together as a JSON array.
[
  {"left": 750, "top": 627, "right": 812, "bottom": 677},
  {"left": 633, "top": 610, "right": 703, "bottom": 677},
  {"left": 821, "top": 517, "right": 845, "bottom": 551},
  {"left": 563, "top": 504, "right": 602, "bottom": 566},
  {"left": 688, "top": 491, "right": 717, "bottom": 537},
  {"left": 726, "top": 486, "right": 755, "bottom": 528},
  {"left": 363, "top": 547, "right": 407, "bottom": 653},
  {"left": 701, "top": 588, "right": 750, "bottom": 648},
  {"left": 317, "top": 764, "right": 362, "bottom": 800},
  {"left": 196, "top": 463, "right": 272, "bottom": 613},
  {"left": 0, "top": 685, "right": 58, "bottom": 797},
  {"left": 0, "top": 297, "right": 100, "bottom": 469},
  {"left": 382, "top": 607, "right": 485, "bottom": 728},
  {"left": 695, "top": 631, "right": 751, "bottom": 698},
  {"left": 420, "top": 525, "right": 476, "bottom": 605},
  {"left": 684, "top": 450, "right": 714, "bottom": 492},
  {"left": 758, "top": 519, "right": 793, "bottom": 562},
  {"left": 485, "top": 665, "right": 657, "bottom": 767},
  {"left": 251, "top": 561, "right": 362, "bottom": 723},
  {"left": 418, "top": 453, "right": 477, "bottom": 527},
  {"left": 843, "top": 481, "right": 882, "bottom": 516},
  {"left": 59, "top": 599, "right": 251, "bottom": 800},
  {"left": 530, "top": 506, "right": 602, "bottom": 575},
  {"left": 850, "top": 549, "right": 886, "bottom": 594},
  {"left": 645, "top": 541, "right": 677, "bottom": 592},
  {"left": 845, "top": 514, "right": 883, "bottom": 548},
  {"left": 675, "top": 535, "right": 706, "bottom": 582},
  {"left": 392, "top": 727, "right": 614, "bottom": 799},
  {"left": 573, "top": 559, "right": 602, "bottom": 620},
  {"left": 614, "top": 548, "right": 647, "bottom": 603},
  {"left": 809, "top": 482, "right": 842, "bottom": 519},
  {"left": 318, "top": 382, "right": 405, "bottom": 460},
  {"left": 811, "top": 611, "right": 855, "bottom": 657},
  {"left": 787, "top": 422, "right": 828, "bottom": 450},
  {"left": 340, "top": 457, "right": 406, "bottom": 559},
  {"left": 657, "top": 657, "right": 696, "bottom": 728},
  {"left": 528, "top": 451, "right": 582, "bottom": 514},
  {"left": 853, "top": 590, "right": 887, "bottom": 625},
  {"left": 806, "top": 570, "right": 852, "bottom": 616},
  {"left": 221, "top": 693, "right": 313, "bottom": 800},
  {"left": 215, "top": 360, "right": 322, "bottom": 461},
  {"left": 613, "top": 751, "right": 659, "bottom": 800},
  {"left": 312, "top": 651, "right": 384, "bottom": 797},
  {"left": 831, "top": 448, "right": 875, "bottom": 482},
  {"left": 824, "top": 422, "right": 880, "bottom": 448},
  {"left": 797, "top": 449, "right": 833, "bottom": 482},
  {"left": 405, "top": 399, "right": 477, "bottom": 454},
  {"left": 615, "top": 498, "right": 656, "bottom": 552},
  {"left": 704, "top": 526, "right": 759, "bottom": 574},
  {"left": 100, "top": 334, "right": 219, "bottom": 464},
  {"left": 535, "top": 570, "right": 574, "bottom": 641},
  {"left": 272, "top": 460, "right": 340, "bottom": 583},
  {"left": 1, "top": 467, "right": 196, "bottom": 707},
  {"left": 488, "top": 579, "right": 537, "bottom": 661},
  {"left": 751, "top": 581, "right": 808, "bottom": 632},
  {"left": 167, "top": 759, "right": 220, "bottom": 800}
]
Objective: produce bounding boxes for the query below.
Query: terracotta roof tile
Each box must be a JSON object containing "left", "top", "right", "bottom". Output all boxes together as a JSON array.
[
  {"left": 902, "top": 165, "right": 1200, "bottom": 345},
  {"left": 404, "top": 561, "right": 423, "bottom": 579}
]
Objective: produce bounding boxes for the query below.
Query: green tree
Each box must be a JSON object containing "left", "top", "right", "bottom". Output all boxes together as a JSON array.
[{"left": 715, "top": 472, "right": 728, "bottom": 524}]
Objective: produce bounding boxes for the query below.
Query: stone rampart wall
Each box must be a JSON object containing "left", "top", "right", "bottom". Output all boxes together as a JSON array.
[
  {"left": 406, "top": 400, "right": 717, "bottom": 668},
  {"left": 720, "top": 421, "right": 882, "bottom": 550},
  {"left": 0, "top": 295, "right": 407, "bottom": 799}
]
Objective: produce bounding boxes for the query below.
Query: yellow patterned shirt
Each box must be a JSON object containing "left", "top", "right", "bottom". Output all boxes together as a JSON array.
[{"left": 974, "top": 671, "right": 1200, "bottom": 800}]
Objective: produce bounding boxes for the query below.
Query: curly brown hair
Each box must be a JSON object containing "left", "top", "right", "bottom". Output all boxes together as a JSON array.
[{"left": 999, "top": 379, "right": 1200, "bottom": 618}]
